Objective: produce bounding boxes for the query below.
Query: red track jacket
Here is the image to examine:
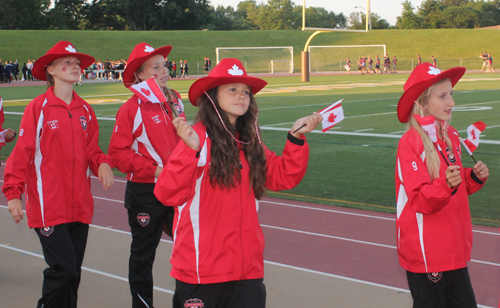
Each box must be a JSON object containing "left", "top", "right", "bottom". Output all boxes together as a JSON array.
[
  {"left": 108, "top": 91, "right": 185, "bottom": 183},
  {"left": 395, "top": 126, "right": 486, "bottom": 273},
  {"left": 2, "top": 87, "right": 112, "bottom": 228},
  {"left": 154, "top": 123, "right": 309, "bottom": 284}
]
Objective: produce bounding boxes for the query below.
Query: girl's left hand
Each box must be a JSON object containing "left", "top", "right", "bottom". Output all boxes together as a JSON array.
[
  {"left": 291, "top": 112, "right": 323, "bottom": 138},
  {"left": 98, "top": 163, "right": 114, "bottom": 190},
  {"left": 5, "top": 128, "right": 16, "bottom": 141},
  {"left": 472, "top": 161, "right": 489, "bottom": 180}
]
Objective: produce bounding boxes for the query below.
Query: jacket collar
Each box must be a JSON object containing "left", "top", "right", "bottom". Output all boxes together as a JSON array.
[{"left": 46, "top": 86, "right": 85, "bottom": 109}]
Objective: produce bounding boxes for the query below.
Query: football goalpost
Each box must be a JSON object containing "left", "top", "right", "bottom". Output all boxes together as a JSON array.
[
  {"left": 301, "top": 0, "right": 372, "bottom": 81},
  {"left": 308, "top": 45, "right": 386, "bottom": 72},
  {"left": 216, "top": 47, "right": 294, "bottom": 74}
]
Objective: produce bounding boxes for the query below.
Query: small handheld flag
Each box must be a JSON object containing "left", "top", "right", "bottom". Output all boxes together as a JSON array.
[
  {"left": 292, "top": 99, "right": 344, "bottom": 134},
  {"left": 413, "top": 114, "right": 437, "bottom": 143},
  {"left": 130, "top": 77, "right": 179, "bottom": 118},
  {"left": 459, "top": 121, "right": 486, "bottom": 163},
  {"left": 319, "top": 99, "right": 345, "bottom": 132}
]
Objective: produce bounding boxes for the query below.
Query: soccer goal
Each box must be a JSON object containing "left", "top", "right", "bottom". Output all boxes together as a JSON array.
[
  {"left": 216, "top": 47, "right": 294, "bottom": 74},
  {"left": 308, "top": 45, "right": 386, "bottom": 72}
]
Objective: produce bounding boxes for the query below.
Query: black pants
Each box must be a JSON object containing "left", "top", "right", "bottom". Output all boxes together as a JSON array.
[
  {"left": 35, "top": 222, "right": 89, "bottom": 308},
  {"left": 406, "top": 267, "right": 477, "bottom": 308},
  {"left": 173, "top": 278, "right": 266, "bottom": 308},
  {"left": 125, "top": 181, "right": 175, "bottom": 308}
]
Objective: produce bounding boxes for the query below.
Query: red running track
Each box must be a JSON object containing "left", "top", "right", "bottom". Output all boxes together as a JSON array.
[{"left": 87, "top": 176, "right": 499, "bottom": 307}]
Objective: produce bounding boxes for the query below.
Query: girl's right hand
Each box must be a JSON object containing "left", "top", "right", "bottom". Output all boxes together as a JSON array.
[
  {"left": 445, "top": 165, "right": 461, "bottom": 188},
  {"left": 7, "top": 198, "right": 24, "bottom": 224},
  {"left": 172, "top": 117, "right": 200, "bottom": 151}
]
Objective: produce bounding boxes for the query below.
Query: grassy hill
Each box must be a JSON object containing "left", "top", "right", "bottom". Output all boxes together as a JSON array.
[{"left": 0, "top": 29, "right": 499, "bottom": 69}]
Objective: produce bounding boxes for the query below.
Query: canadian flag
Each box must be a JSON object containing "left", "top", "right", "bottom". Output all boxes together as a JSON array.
[
  {"left": 461, "top": 121, "right": 486, "bottom": 154},
  {"left": 413, "top": 114, "right": 437, "bottom": 143},
  {"left": 130, "top": 77, "right": 167, "bottom": 104},
  {"left": 318, "top": 100, "right": 344, "bottom": 132}
]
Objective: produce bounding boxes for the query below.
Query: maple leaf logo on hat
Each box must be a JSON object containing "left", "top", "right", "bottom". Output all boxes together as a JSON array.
[
  {"left": 228, "top": 64, "right": 244, "bottom": 76},
  {"left": 144, "top": 45, "right": 154, "bottom": 53},
  {"left": 428, "top": 66, "right": 441, "bottom": 76},
  {"left": 65, "top": 45, "right": 76, "bottom": 53}
]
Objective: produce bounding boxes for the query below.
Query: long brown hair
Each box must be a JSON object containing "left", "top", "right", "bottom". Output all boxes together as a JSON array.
[{"left": 195, "top": 87, "right": 267, "bottom": 199}]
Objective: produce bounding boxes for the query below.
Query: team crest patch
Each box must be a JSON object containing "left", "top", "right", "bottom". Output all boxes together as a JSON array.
[
  {"left": 428, "top": 272, "right": 442, "bottom": 283},
  {"left": 137, "top": 213, "right": 150, "bottom": 227},
  {"left": 40, "top": 226, "right": 54, "bottom": 237},
  {"left": 184, "top": 298, "right": 204, "bottom": 308},
  {"left": 79, "top": 116, "right": 88, "bottom": 130}
]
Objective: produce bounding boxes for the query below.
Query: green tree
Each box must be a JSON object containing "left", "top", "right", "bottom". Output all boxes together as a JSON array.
[
  {"left": 45, "top": 0, "right": 86, "bottom": 29},
  {"left": 396, "top": 0, "right": 421, "bottom": 29},
  {"left": 0, "top": 0, "right": 50, "bottom": 29},
  {"left": 81, "top": 0, "right": 127, "bottom": 30}
]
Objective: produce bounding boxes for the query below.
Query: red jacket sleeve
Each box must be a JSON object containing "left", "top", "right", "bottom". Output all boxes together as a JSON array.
[
  {"left": 154, "top": 128, "right": 204, "bottom": 206},
  {"left": 108, "top": 101, "right": 157, "bottom": 177},
  {"left": 86, "top": 106, "right": 113, "bottom": 176},
  {"left": 2, "top": 102, "right": 38, "bottom": 200},
  {"left": 264, "top": 132, "right": 309, "bottom": 192},
  {"left": 397, "top": 132, "right": 454, "bottom": 215}
]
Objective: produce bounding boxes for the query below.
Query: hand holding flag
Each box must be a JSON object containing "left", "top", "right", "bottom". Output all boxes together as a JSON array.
[
  {"left": 129, "top": 77, "right": 179, "bottom": 118},
  {"left": 459, "top": 121, "right": 486, "bottom": 163},
  {"left": 292, "top": 99, "right": 345, "bottom": 134}
]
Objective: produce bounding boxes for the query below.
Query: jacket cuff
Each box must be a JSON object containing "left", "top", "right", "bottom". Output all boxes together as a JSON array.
[
  {"left": 100, "top": 155, "right": 114, "bottom": 170},
  {"left": 470, "top": 169, "right": 485, "bottom": 185},
  {"left": 287, "top": 132, "right": 305, "bottom": 146}
]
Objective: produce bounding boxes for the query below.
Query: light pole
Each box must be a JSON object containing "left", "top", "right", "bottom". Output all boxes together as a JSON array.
[{"left": 354, "top": 2, "right": 371, "bottom": 30}]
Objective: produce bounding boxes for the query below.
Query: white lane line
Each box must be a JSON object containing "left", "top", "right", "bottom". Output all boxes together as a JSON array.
[
  {"left": 354, "top": 128, "right": 374, "bottom": 132},
  {"left": 261, "top": 224, "right": 396, "bottom": 249},
  {"left": 0, "top": 243, "right": 175, "bottom": 295},
  {"left": 5, "top": 111, "right": 117, "bottom": 121}
]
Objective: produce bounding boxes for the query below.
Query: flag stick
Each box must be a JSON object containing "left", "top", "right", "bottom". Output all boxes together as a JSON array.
[{"left": 292, "top": 124, "right": 306, "bottom": 134}]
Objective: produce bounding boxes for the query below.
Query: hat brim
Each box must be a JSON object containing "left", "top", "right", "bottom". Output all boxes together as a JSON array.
[
  {"left": 397, "top": 67, "right": 466, "bottom": 123},
  {"left": 123, "top": 45, "right": 172, "bottom": 88},
  {"left": 188, "top": 76, "right": 268, "bottom": 106},
  {"left": 32, "top": 53, "right": 95, "bottom": 81}
]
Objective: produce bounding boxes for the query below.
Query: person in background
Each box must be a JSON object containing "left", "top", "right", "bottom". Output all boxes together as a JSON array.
[{"left": 108, "top": 42, "right": 186, "bottom": 308}]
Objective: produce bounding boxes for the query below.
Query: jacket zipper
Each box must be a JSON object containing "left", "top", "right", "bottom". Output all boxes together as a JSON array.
[{"left": 69, "top": 110, "right": 74, "bottom": 221}]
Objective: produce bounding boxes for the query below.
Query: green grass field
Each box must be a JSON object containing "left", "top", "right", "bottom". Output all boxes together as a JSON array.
[
  {"left": 1, "top": 29, "right": 499, "bottom": 71},
  {"left": 1, "top": 73, "right": 499, "bottom": 227}
]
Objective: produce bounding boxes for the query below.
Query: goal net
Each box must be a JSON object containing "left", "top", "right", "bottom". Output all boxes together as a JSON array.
[
  {"left": 308, "top": 45, "right": 386, "bottom": 72},
  {"left": 216, "top": 47, "right": 294, "bottom": 74}
]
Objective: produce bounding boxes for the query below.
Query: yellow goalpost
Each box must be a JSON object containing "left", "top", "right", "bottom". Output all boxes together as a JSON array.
[{"left": 301, "top": 0, "right": 371, "bottom": 82}]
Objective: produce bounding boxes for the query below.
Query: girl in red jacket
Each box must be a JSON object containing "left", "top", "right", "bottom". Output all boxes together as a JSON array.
[
  {"left": 154, "top": 58, "right": 322, "bottom": 308},
  {"left": 2, "top": 41, "right": 114, "bottom": 308},
  {"left": 108, "top": 42, "right": 186, "bottom": 308},
  {"left": 395, "top": 63, "right": 488, "bottom": 308}
]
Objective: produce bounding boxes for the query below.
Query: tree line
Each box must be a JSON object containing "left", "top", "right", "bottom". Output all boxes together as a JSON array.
[
  {"left": 0, "top": 0, "right": 347, "bottom": 30},
  {"left": 1, "top": 0, "right": 499, "bottom": 31},
  {"left": 397, "top": 0, "right": 500, "bottom": 29}
]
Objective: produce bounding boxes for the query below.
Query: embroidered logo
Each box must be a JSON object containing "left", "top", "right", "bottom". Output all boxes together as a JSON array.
[
  {"left": 40, "top": 226, "right": 54, "bottom": 237},
  {"left": 227, "top": 64, "right": 244, "bottom": 76},
  {"left": 79, "top": 116, "right": 88, "bottom": 130},
  {"left": 137, "top": 213, "right": 150, "bottom": 227},
  {"left": 184, "top": 298, "right": 204, "bottom": 308},
  {"left": 428, "top": 66, "right": 441, "bottom": 76},
  {"left": 428, "top": 272, "right": 442, "bottom": 283},
  {"left": 151, "top": 115, "right": 162, "bottom": 124},
  {"left": 65, "top": 45, "right": 77, "bottom": 53},
  {"left": 144, "top": 45, "right": 154, "bottom": 53},
  {"left": 47, "top": 120, "right": 59, "bottom": 129}
]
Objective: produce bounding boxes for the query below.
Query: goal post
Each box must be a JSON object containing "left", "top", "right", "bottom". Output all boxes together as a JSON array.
[
  {"left": 216, "top": 46, "right": 294, "bottom": 74},
  {"left": 308, "top": 45, "right": 386, "bottom": 72}
]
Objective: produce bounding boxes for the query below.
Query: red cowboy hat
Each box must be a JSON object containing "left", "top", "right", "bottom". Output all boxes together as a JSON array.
[
  {"left": 188, "top": 58, "right": 268, "bottom": 106},
  {"left": 123, "top": 42, "right": 172, "bottom": 88},
  {"left": 397, "top": 62, "right": 465, "bottom": 123},
  {"left": 32, "top": 41, "right": 95, "bottom": 81}
]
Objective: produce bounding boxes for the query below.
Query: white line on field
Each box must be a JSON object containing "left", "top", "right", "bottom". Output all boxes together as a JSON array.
[{"left": 354, "top": 128, "right": 374, "bottom": 132}]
